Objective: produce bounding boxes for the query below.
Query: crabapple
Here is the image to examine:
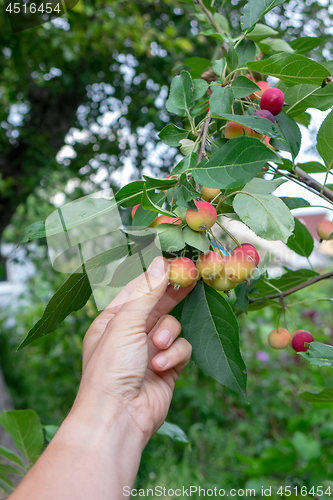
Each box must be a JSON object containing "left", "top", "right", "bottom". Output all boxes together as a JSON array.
[
  {"left": 169, "top": 256, "right": 198, "bottom": 288},
  {"left": 152, "top": 215, "right": 182, "bottom": 227},
  {"left": 131, "top": 204, "right": 140, "bottom": 219},
  {"left": 201, "top": 186, "right": 220, "bottom": 202},
  {"left": 224, "top": 254, "right": 256, "bottom": 283},
  {"left": 196, "top": 251, "right": 224, "bottom": 280},
  {"left": 268, "top": 328, "right": 291, "bottom": 350},
  {"left": 232, "top": 243, "right": 260, "bottom": 266},
  {"left": 316, "top": 219, "right": 333, "bottom": 241},
  {"left": 291, "top": 330, "right": 314, "bottom": 352},
  {"left": 246, "top": 128, "right": 262, "bottom": 140},
  {"left": 249, "top": 81, "right": 270, "bottom": 100},
  {"left": 253, "top": 109, "right": 276, "bottom": 123},
  {"left": 205, "top": 272, "right": 237, "bottom": 292},
  {"left": 260, "top": 88, "right": 285, "bottom": 116},
  {"left": 225, "top": 121, "right": 251, "bottom": 139},
  {"left": 185, "top": 200, "right": 217, "bottom": 231}
]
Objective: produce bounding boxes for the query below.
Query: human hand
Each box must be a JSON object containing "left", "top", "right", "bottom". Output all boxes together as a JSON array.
[{"left": 73, "top": 256, "right": 195, "bottom": 447}]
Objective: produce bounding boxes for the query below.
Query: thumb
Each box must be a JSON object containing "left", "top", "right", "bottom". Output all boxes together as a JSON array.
[{"left": 111, "top": 256, "right": 170, "bottom": 331}]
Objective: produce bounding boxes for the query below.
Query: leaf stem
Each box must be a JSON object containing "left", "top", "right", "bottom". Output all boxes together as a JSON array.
[{"left": 215, "top": 219, "right": 241, "bottom": 247}]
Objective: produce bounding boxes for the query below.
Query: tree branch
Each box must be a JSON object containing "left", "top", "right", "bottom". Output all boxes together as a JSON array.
[
  {"left": 295, "top": 166, "right": 333, "bottom": 203},
  {"left": 197, "top": 110, "right": 211, "bottom": 164},
  {"left": 249, "top": 270, "right": 333, "bottom": 303}
]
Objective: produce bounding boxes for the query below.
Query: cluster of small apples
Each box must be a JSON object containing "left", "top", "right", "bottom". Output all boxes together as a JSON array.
[
  {"left": 268, "top": 328, "right": 314, "bottom": 352},
  {"left": 316, "top": 219, "right": 333, "bottom": 241},
  {"left": 169, "top": 243, "right": 259, "bottom": 290},
  {"left": 225, "top": 76, "right": 285, "bottom": 144}
]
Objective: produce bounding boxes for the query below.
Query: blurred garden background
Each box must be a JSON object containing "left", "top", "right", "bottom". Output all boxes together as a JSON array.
[{"left": 1, "top": 0, "right": 333, "bottom": 497}]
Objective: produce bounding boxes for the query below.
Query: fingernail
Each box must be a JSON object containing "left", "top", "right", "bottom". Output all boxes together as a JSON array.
[
  {"left": 155, "top": 354, "right": 168, "bottom": 368},
  {"left": 156, "top": 329, "right": 171, "bottom": 347},
  {"left": 148, "top": 257, "right": 167, "bottom": 278}
]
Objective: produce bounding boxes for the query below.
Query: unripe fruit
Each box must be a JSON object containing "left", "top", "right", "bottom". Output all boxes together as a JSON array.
[
  {"left": 260, "top": 88, "right": 285, "bottom": 116},
  {"left": 205, "top": 273, "right": 237, "bottom": 292},
  {"left": 186, "top": 200, "right": 217, "bottom": 232},
  {"left": 316, "top": 219, "right": 333, "bottom": 241},
  {"left": 224, "top": 254, "right": 256, "bottom": 283},
  {"left": 291, "top": 330, "right": 314, "bottom": 352},
  {"left": 225, "top": 121, "right": 251, "bottom": 139},
  {"left": 201, "top": 186, "right": 220, "bottom": 202},
  {"left": 169, "top": 257, "right": 198, "bottom": 288},
  {"left": 249, "top": 81, "right": 270, "bottom": 99},
  {"left": 268, "top": 328, "right": 291, "bottom": 350},
  {"left": 253, "top": 109, "right": 276, "bottom": 123},
  {"left": 247, "top": 128, "right": 262, "bottom": 140},
  {"left": 232, "top": 243, "right": 260, "bottom": 267},
  {"left": 131, "top": 204, "right": 140, "bottom": 219},
  {"left": 196, "top": 251, "right": 224, "bottom": 280}
]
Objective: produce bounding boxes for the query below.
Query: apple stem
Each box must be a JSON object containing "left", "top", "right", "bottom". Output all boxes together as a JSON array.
[
  {"left": 215, "top": 220, "right": 241, "bottom": 247},
  {"left": 208, "top": 230, "right": 230, "bottom": 257}
]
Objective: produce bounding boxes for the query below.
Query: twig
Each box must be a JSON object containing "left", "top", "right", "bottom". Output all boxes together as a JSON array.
[
  {"left": 295, "top": 166, "right": 333, "bottom": 203},
  {"left": 249, "top": 270, "right": 333, "bottom": 303},
  {"left": 197, "top": 110, "right": 211, "bottom": 164}
]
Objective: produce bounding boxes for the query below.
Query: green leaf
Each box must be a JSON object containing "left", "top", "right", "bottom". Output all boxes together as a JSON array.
[
  {"left": 317, "top": 109, "right": 333, "bottom": 172},
  {"left": 156, "top": 421, "right": 189, "bottom": 443},
  {"left": 250, "top": 269, "right": 318, "bottom": 298},
  {"left": 247, "top": 53, "right": 329, "bottom": 86},
  {"left": 241, "top": 0, "right": 285, "bottom": 30},
  {"left": 0, "top": 464, "right": 24, "bottom": 476},
  {"left": 235, "top": 39, "right": 257, "bottom": 67},
  {"left": 44, "top": 425, "right": 59, "bottom": 442},
  {"left": 275, "top": 111, "right": 302, "bottom": 159},
  {"left": 299, "top": 388, "right": 333, "bottom": 403},
  {"left": 165, "top": 71, "right": 194, "bottom": 116},
  {"left": 289, "top": 36, "right": 325, "bottom": 55},
  {"left": 17, "top": 244, "right": 130, "bottom": 349},
  {"left": 209, "top": 87, "right": 234, "bottom": 117},
  {"left": 193, "top": 79, "right": 209, "bottom": 100},
  {"left": 243, "top": 178, "right": 287, "bottom": 194},
  {"left": 287, "top": 217, "right": 314, "bottom": 258},
  {"left": 258, "top": 38, "right": 294, "bottom": 55},
  {"left": 280, "top": 197, "right": 311, "bottom": 209},
  {"left": 180, "top": 139, "right": 197, "bottom": 156},
  {"left": 183, "top": 57, "right": 211, "bottom": 79},
  {"left": 213, "top": 58, "right": 226, "bottom": 77},
  {"left": 0, "top": 410, "right": 43, "bottom": 464},
  {"left": 285, "top": 83, "right": 333, "bottom": 118},
  {"left": 291, "top": 432, "right": 321, "bottom": 462},
  {"left": 246, "top": 23, "right": 278, "bottom": 42},
  {"left": 155, "top": 224, "right": 185, "bottom": 252},
  {"left": 142, "top": 185, "right": 174, "bottom": 217},
  {"left": 213, "top": 12, "right": 229, "bottom": 32},
  {"left": 158, "top": 124, "right": 189, "bottom": 147},
  {"left": 19, "top": 221, "right": 46, "bottom": 244},
  {"left": 0, "top": 445, "right": 25, "bottom": 469},
  {"left": 299, "top": 341, "right": 333, "bottom": 367},
  {"left": 233, "top": 193, "right": 295, "bottom": 243},
  {"left": 192, "top": 136, "right": 281, "bottom": 190},
  {"left": 235, "top": 275, "right": 265, "bottom": 314},
  {"left": 182, "top": 226, "right": 210, "bottom": 253},
  {"left": 171, "top": 152, "right": 199, "bottom": 175},
  {"left": 231, "top": 76, "right": 261, "bottom": 98},
  {"left": 115, "top": 181, "right": 145, "bottom": 208},
  {"left": 182, "top": 281, "right": 247, "bottom": 398},
  {"left": 217, "top": 113, "right": 285, "bottom": 140},
  {"left": 227, "top": 40, "right": 238, "bottom": 72},
  {"left": 294, "top": 112, "right": 311, "bottom": 127},
  {"left": 133, "top": 205, "right": 158, "bottom": 228}
]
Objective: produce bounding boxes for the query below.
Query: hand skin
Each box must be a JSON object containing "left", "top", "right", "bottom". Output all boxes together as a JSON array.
[{"left": 9, "top": 257, "right": 194, "bottom": 500}]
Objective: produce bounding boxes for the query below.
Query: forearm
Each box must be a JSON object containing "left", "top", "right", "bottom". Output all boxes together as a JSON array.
[{"left": 9, "top": 402, "right": 144, "bottom": 500}]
